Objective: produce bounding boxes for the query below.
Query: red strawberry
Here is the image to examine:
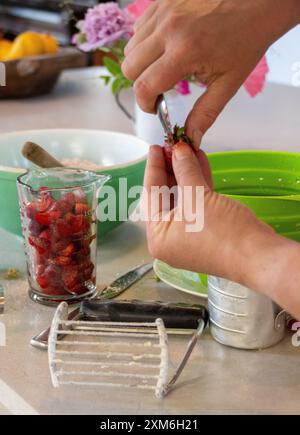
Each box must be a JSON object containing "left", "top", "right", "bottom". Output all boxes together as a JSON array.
[
  {"left": 55, "top": 213, "right": 91, "bottom": 238},
  {"left": 28, "top": 220, "right": 43, "bottom": 237},
  {"left": 26, "top": 202, "right": 37, "bottom": 220},
  {"left": 67, "top": 213, "right": 89, "bottom": 235},
  {"left": 83, "top": 262, "right": 94, "bottom": 280},
  {"left": 35, "top": 210, "right": 62, "bottom": 226},
  {"left": 60, "top": 242, "right": 76, "bottom": 257},
  {"left": 53, "top": 256, "right": 72, "bottom": 266},
  {"left": 55, "top": 218, "right": 73, "bottom": 238},
  {"left": 61, "top": 192, "right": 76, "bottom": 205},
  {"left": 39, "top": 228, "right": 51, "bottom": 241},
  {"left": 37, "top": 274, "right": 48, "bottom": 289},
  {"left": 37, "top": 189, "right": 54, "bottom": 213},
  {"left": 62, "top": 265, "right": 78, "bottom": 290},
  {"left": 36, "top": 264, "right": 45, "bottom": 276},
  {"left": 75, "top": 203, "right": 90, "bottom": 215},
  {"left": 77, "top": 260, "right": 94, "bottom": 282},
  {"left": 54, "top": 199, "right": 74, "bottom": 214},
  {"left": 28, "top": 236, "right": 49, "bottom": 255},
  {"left": 43, "top": 286, "right": 69, "bottom": 296},
  {"left": 78, "top": 246, "right": 91, "bottom": 258},
  {"left": 37, "top": 244, "right": 51, "bottom": 258},
  {"left": 35, "top": 213, "right": 50, "bottom": 226},
  {"left": 44, "top": 264, "right": 61, "bottom": 284},
  {"left": 163, "top": 144, "right": 173, "bottom": 173},
  {"left": 78, "top": 259, "right": 93, "bottom": 272},
  {"left": 36, "top": 252, "right": 47, "bottom": 265},
  {"left": 51, "top": 239, "right": 70, "bottom": 252},
  {"left": 72, "top": 283, "right": 88, "bottom": 295},
  {"left": 28, "top": 237, "right": 35, "bottom": 247}
]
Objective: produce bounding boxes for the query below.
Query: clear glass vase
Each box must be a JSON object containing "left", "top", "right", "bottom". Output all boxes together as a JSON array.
[{"left": 17, "top": 168, "right": 110, "bottom": 306}]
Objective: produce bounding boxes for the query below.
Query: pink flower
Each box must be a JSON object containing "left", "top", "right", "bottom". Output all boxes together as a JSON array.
[
  {"left": 243, "top": 56, "right": 269, "bottom": 97},
  {"left": 126, "top": 0, "right": 153, "bottom": 20},
  {"left": 176, "top": 80, "right": 191, "bottom": 95},
  {"left": 73, "top": 2, "right": 134, "bottom": 52}
]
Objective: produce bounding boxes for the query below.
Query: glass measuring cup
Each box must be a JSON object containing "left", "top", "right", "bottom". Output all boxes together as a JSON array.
[{"left": 17, "top": 168, "right": 110, "bottom": 305}]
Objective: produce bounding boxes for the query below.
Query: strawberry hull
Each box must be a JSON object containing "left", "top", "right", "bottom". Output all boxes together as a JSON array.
[{"left": 163, "top": 125, "right": 194, "bottom": 174}]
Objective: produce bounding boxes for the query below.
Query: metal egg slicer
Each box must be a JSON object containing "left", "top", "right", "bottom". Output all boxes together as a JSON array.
[{"left": 48, "top": 300, "right": 209, "bottom": 398}]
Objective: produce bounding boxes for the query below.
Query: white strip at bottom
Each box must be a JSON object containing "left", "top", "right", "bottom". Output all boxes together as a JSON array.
[{"left": 0, "top": 379, "right": 39, "bottom": 415}]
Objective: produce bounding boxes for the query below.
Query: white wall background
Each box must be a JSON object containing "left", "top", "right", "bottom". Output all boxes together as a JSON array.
[{"left": 267, "top": 25, "right": 300, "bottom": 86}]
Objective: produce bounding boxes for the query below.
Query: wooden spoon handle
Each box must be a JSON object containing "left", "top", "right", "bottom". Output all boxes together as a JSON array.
[{"left": 22, "top": 141, "right": 64, "bottom": 169}]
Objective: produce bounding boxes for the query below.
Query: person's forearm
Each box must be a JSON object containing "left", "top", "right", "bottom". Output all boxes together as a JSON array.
[{"left": 237, "top": 230, "right": 300, "bottom": 320}]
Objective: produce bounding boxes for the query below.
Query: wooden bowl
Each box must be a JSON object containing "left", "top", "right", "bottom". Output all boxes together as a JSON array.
[{"left": 0, "top": 47, "right": 86, "bottom": 99}]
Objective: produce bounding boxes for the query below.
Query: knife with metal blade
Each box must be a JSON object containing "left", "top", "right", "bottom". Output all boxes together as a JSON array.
[{"left": 30, "top": 262, "right": 153, "bottom": 350}]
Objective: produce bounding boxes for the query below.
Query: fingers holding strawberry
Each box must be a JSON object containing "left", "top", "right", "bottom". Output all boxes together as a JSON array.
[{"left": 162, "top": 125, "right": 196, "bottom": 175}]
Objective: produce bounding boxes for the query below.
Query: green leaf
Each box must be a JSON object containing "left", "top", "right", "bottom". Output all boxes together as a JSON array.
[
  {"left": 111, "top": 39, "right": 127, "bottom": 57},
  {"left": 111, "top": 76, "right": 134, "bottom": 94},
  {"left": 177, "top": 127, "right": 185, "bottom": 137},
  {"left": 98, "top": 46, "right": 111, "bottom": 53},
  {"left": 118, "top": 39, "right": 128, "bottom": 50},
  {"left": 100, "top": 75, "right": 111, "bottom": 86},
  {"left": 122, "top": 79, "right": 133, "bottom": 89},
  {"left": 103, "top": 56, "right": 122, "bottom": 76},
  {"left": 111, "top": 77, "right": 125, "bottom": 94}
]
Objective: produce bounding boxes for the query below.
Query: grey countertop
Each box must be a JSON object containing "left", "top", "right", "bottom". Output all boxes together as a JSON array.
[{"left": 0, "top": 68, "right": 299, "bottom": 415}]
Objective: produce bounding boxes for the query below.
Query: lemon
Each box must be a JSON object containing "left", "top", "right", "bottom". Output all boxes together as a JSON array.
[
  {"left": 0, "top": 39, "right": 13, "bottom": 61},
  {"left": 39, "top": 34, "right": 58, "bottom": 54},
  {"left": 4, "top": 31, "right": 46, "bottom": 61}
]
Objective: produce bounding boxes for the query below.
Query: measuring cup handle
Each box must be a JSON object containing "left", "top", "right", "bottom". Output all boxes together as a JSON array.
[
  {"left": 115, "top": 92, "right": 135, "bottom": 122},
  {"left": 274, "top": 310, "right": 287, "bottom": 331}
]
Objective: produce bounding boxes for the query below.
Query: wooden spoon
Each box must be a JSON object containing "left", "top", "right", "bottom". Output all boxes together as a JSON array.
[{"left": 22, "top": 141, "right": 64, "bottom": 168}]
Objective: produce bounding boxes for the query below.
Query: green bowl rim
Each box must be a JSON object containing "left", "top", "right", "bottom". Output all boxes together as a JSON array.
[
  {"left": 0, "top": 128, "right": 149, "bottom": 174},
  {"left": 208, "top": 150, "right": 300, "bottom": 201},
  {"left": 209, "top": 150, "right": 300, "bottom": 158}
]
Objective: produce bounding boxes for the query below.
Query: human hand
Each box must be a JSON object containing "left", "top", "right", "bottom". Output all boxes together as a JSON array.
[
  {"left": 144, "top": 144, "right": 300, "bottom": 319},
  {"left": 123, "top": 0, "right": 300, "bottom": 146},
  {"left": 144, "top": 143, "right": 273, "bottom": 278}
]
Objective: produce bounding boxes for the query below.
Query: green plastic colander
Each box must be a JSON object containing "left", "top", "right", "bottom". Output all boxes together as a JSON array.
[{"left": 208, "top": 151, "right": 300, "bottom": 242}]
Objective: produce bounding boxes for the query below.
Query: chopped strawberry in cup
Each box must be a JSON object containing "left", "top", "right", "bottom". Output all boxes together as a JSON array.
[{"left": 24, "top": 186, "right": 96, "bottom": 298}]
